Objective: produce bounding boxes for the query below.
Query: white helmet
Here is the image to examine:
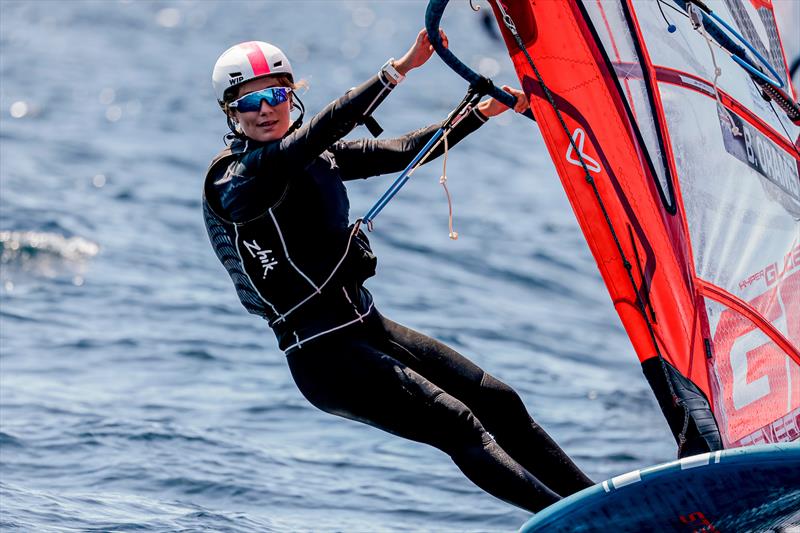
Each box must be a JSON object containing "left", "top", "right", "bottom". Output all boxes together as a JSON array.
[{"left": 212, "top": 41, "right": 293, "bottom": 108}]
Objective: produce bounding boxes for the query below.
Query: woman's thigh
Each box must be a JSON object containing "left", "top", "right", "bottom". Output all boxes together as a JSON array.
[
  {"left": 374, "top": 314, "right": 539, "bottom": 429},
  {"left": 287, "top": 337, "right": 488, "bottom": 450},
  {"left": 374, "top": 314, "right": 491, "bottom": 400}
]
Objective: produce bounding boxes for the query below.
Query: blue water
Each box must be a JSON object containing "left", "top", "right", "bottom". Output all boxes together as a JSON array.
[{"left": 0, "top": 1, "right": 674, "bottom": 531}]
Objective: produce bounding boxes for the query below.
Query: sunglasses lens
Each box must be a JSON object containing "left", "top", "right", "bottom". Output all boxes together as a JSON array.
[
  {"left": 233, "top": 88, "right": 289, "bottom": 112},
  {"left": 267, "top": 88, "right": 288, "bottom": 106}
]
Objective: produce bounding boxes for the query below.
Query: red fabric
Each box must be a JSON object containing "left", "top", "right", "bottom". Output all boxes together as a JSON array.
[{"left": 240, "top": 41, "right": 270, "bottom": 77}]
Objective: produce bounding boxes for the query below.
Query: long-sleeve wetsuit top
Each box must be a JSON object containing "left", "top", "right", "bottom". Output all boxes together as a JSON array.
[
  {"left": 215, "top": 73, "right": 487, "bottom": 220},
  {"left": 205, "top": 71, "right": 488, "bottom": 350}
]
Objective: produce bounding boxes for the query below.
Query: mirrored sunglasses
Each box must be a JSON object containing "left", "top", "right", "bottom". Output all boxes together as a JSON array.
[{"left": 229, "top": 87, "right": 291, "bottom": 112}]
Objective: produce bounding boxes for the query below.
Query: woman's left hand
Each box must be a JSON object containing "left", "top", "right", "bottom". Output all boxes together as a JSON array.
[
  {"left": 477, "top": 85, "right": 530, "bottom": 118},
  {"left": 394, "top": 29, "right": 448, "bottom": 76}
]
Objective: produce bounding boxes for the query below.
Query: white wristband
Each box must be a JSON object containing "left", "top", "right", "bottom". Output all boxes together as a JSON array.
[{"left": 381, "top": 58, "right": 405, "bottom": 85}]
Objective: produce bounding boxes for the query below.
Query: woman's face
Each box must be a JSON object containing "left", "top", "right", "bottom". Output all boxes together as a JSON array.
[{"left": 232, "top": 76, "right": 292, "bottom": 142}]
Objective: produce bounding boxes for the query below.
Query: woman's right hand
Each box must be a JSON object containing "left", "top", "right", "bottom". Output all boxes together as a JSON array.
[
  {"left": 394, "top": 28, "right": 448, "bottom": 76},
  {"left": 478, "top": 85, "right": 530, "bottom": 117}
]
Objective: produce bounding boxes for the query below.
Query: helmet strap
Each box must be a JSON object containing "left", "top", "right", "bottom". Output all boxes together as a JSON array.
[
  {"left": 285, "top": 93, "right": 305, "bottom": 136},
  {"left": 224, "top": 113, "right": 246, "bottom": 144}
]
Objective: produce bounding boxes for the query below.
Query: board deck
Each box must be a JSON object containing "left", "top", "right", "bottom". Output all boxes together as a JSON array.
[{"left": 520, "top": 443, "right": 800, "bottom": 533}]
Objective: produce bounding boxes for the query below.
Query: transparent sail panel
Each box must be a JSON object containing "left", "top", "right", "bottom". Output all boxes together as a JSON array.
[
  {"left": 583, "top": 0, "right": 673, "bottom": 208},
  {"left": 664, "top": 79, "right": 800, "bottom": 444},
  {"left": 661, "top": 86, "right": 799, "bottom": 305},
  {"left": 632, "top": 0, "right": 799, "bottom": 141}
]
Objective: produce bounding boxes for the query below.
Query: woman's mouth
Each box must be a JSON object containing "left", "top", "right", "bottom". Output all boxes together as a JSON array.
[{"left": 258, "top": 120, "right": 278, "bottom": 129}]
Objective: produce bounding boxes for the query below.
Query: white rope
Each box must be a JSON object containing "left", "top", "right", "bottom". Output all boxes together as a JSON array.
[
  {"left": 691, "top": 5, "right": 741, "bottom": 136},
  {"left": 438, "top": 134, "right": 458, "bottom": 240},
  {"left": 393, "top": 121, "right": 461, "bottom": 241}
]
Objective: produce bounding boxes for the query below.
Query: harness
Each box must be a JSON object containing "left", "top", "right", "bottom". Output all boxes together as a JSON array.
[{"left": 202, "top": 149, "right": 376, "bottom": 353}]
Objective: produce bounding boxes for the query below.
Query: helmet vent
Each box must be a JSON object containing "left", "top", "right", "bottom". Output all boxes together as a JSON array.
[{"left": 273, "top": 60, "right": 283, "bottom": 67}]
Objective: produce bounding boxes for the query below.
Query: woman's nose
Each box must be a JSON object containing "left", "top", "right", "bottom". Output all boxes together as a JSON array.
[{"left": 259, "top": 99, "right": 273, "bottom": 114}]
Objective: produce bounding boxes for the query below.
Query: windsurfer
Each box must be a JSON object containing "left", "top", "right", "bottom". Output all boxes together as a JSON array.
[{"left": 202, "top": 30, "right": 593, "bottom": 512}]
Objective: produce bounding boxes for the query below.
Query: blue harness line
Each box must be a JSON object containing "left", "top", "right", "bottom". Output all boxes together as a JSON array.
[
  {"left": 680, "top": 0, "right": 799, "bottom": 123},
  {"left": 361, "top": 85, "right": 487, "bottom": 228},
  {"left": 705, "top": 10, "right": 782, "bottom": 88},
  {"left": 686, "top": 1, "right": 784, "bottom": 89},
  {"left": 361, "top": 128, "right": 445, "bottom": 227}
]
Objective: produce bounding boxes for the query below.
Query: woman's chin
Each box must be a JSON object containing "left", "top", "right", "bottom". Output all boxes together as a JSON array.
[{"left": 246, "top": 126, "right": 287, "bottom": 142}]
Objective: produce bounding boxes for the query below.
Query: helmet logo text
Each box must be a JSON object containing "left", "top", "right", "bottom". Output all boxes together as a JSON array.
[{"left": 228, "top": 71, "right": 243, "bottom": 86}]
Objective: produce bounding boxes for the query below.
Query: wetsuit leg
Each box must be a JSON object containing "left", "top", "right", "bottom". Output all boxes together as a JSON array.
[
  {"left": 375, "top": 314, "right": 594, "bottom": 497},
  {"left": 286, "top": 335, "right": 560, "bottom": 513}
]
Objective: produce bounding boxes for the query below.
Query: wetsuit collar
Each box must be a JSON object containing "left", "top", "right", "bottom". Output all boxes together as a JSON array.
[{"left": 229, "top": 136, "right": 272, "bottom": 155}]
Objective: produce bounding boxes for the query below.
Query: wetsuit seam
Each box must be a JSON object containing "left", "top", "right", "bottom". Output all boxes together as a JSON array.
[
  {"left": 284, "top": 299, "right": 375, "bottom": 354},
  {"left": 363, "top": 83, "right": 393, "bottom": 119},
  {"left": 386, "top": 338, "right": 424, "bottom": 367},
  {"left": 268, "top": 207, "right": 320, "bottom": 292},
  {"left": 472, "top": 107, "right": 489, "bottom": 123},
  {"left": 479, "top": 371, "right": 489, "bottom": 389}
]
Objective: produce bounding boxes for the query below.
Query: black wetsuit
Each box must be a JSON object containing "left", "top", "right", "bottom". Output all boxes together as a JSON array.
[{"left": 202, "top": 72, "right": 593, "bottom": 513}]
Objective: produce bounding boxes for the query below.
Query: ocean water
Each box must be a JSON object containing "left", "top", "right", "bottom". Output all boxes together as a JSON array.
[{"left": 0, "top": 1, "right": 676, "bottom": 531}]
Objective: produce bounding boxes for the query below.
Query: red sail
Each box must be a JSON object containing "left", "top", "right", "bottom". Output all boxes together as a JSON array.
[{"left": 489, "top": 0, "right": 799, "bottom": 449}]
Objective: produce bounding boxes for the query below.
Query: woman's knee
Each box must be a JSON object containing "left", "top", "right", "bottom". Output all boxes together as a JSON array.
[
  {"left": 427, "top": 391, "right": 492, "bottom": 449},
  {"left": 479, "top": 373, "right": 529, "bottom": 415}
]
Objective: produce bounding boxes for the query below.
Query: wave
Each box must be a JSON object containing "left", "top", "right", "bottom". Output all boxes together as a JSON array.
[{"left": 0, "top": 231, "right": 99, "bottom": 275}]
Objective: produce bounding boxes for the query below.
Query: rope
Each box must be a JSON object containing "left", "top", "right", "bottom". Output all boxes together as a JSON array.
[
  {"left": 690, "top": 5, "right": 741, "bottom": 136},
  {"left": 439, "top": 134, "right": 458, "bottom": 240},
  {"left": 362, "top": 87, "right": 482, "bottom": 227}
]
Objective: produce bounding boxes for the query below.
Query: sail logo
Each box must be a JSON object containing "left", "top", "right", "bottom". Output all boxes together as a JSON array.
[
  {"left": 241, "top": 239, "right": 279, "bottom": 279},
  {"left": 713, "top": 270, "right": 800, "bottom": 444},
  {"left": 565, "top": 128, "right": 602, "bottom": 174},
  {"left": 739, "top": 243, "right": 800, "bottom": 291},
  {"left": 719, "top": 111, "right": 800, "bottom": 211}
]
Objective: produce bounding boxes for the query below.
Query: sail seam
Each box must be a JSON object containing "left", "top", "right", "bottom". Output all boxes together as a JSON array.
[{"left": 696, "top": 278, "right": 800, "bottom": 366}]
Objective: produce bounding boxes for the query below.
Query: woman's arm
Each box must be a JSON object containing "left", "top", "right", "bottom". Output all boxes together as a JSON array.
[
  {"left": 331, "top": 85, "right": 529, "bottom": 180},
  {"left": 271, "top": 73, "right": 396, "bottom": 166},
  {"left": 330, "top": 107, "right": 488, "bottom": 180}
]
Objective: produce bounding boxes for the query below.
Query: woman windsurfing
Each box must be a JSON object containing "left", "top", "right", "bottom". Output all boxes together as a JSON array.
[{"left": 202, "top": 29, "right": 593, "bottom": 513}]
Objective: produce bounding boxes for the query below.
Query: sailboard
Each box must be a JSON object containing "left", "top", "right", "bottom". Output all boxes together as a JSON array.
[
  {"left": 420, "top": 0, "right": 800, "bottom": 529},
  {"left": 519, "top": 442, "right": 800, "bottom": 533}
]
